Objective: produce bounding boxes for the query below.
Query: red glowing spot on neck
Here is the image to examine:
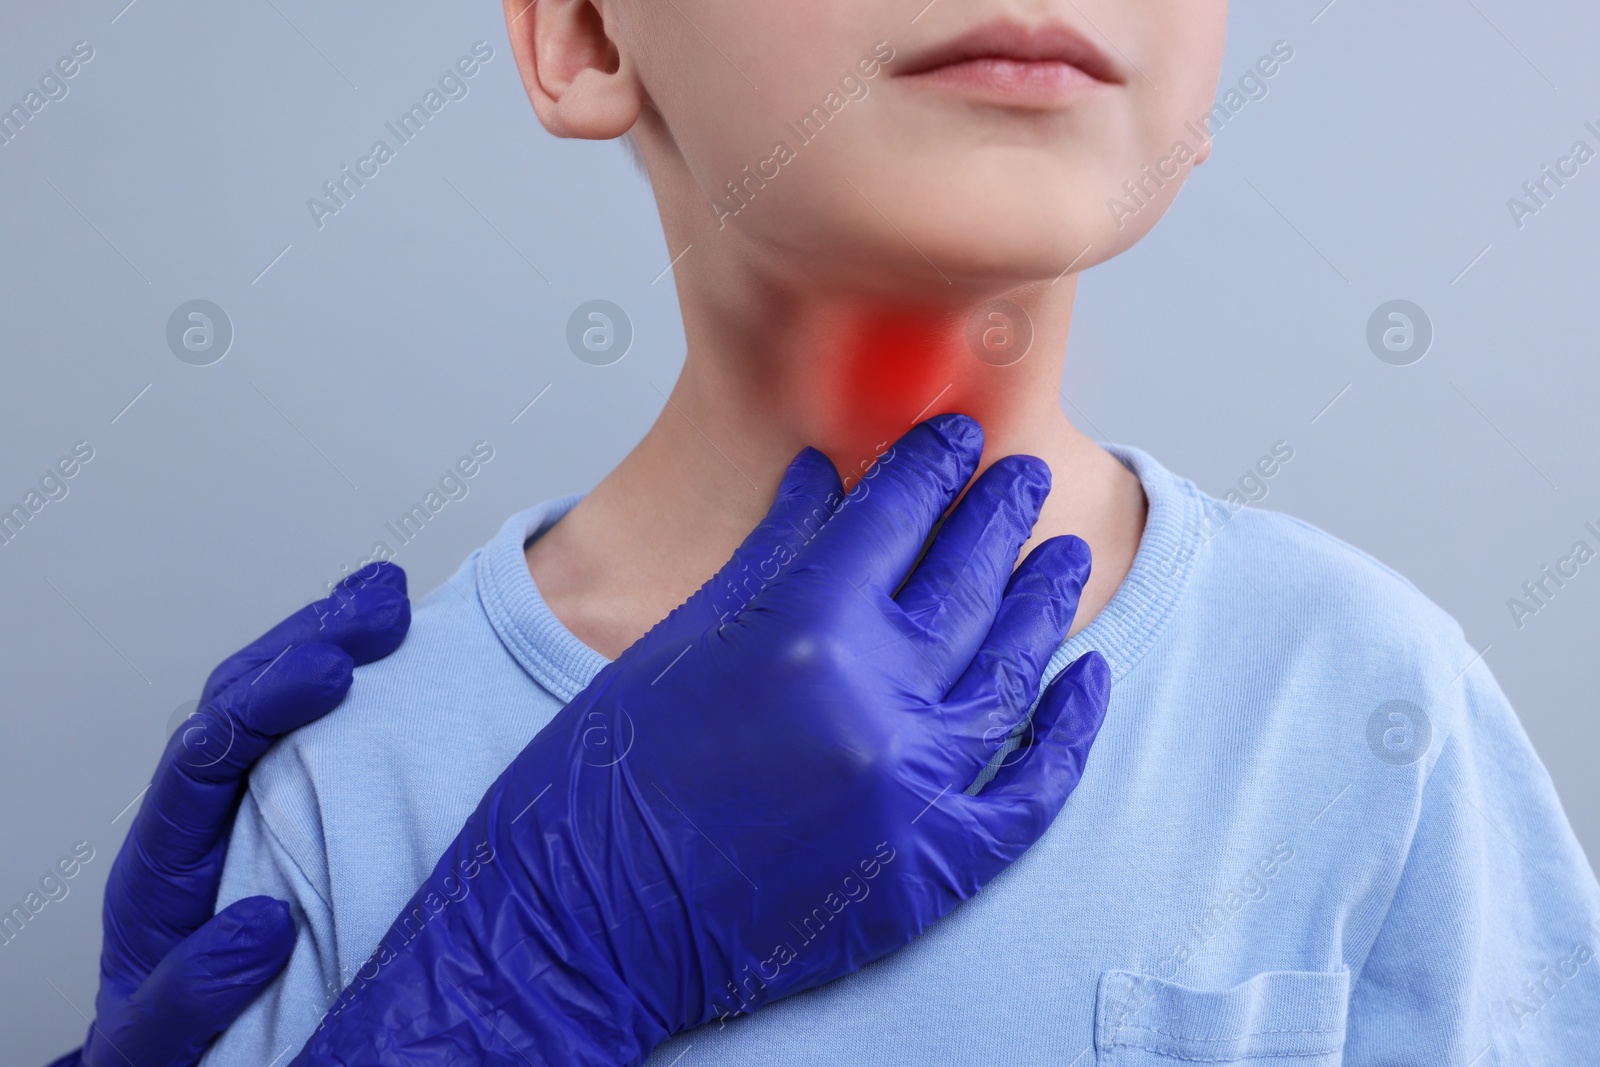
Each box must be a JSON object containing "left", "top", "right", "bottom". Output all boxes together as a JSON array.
[{"left": 821, "top": 308, "right": 965, "bottom": 482}]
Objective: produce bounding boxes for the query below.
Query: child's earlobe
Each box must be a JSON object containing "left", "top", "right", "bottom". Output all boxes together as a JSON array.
[{"left": 502, "top": 0, "right": 643, "bottom": 141}]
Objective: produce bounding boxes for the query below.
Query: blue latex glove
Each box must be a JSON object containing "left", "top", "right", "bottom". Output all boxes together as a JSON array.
[
  {"left": 295, "top": 414, "right": 1109, "bottom": 1067},
  {"left": 49, "top": 564, "right": 411, "bottom": 1067}
]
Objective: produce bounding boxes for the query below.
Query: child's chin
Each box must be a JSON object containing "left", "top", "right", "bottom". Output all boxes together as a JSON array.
[{"left": 823, "top": 175, "right": 1163, "bottom": 283}]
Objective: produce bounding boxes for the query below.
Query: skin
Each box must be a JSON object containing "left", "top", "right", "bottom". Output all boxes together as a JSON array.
[{"left": 507, "top": 0, "right": 1229, "bottom": 658}]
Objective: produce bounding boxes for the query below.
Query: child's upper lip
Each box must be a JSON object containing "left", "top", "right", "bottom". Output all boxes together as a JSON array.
[{"left": 893, "top": 17, "right": 1125, "bottom": 86}]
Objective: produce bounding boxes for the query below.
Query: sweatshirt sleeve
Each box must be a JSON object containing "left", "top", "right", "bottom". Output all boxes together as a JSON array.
[
  {"left": 1345, "top": 661, "right": 1600, "bottom": 1064},
  {"left": 199, "top": 790, "right": 343, "bottom": 1067}
]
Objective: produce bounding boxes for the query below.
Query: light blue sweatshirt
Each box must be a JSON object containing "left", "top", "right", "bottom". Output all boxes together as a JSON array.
[{"left": 201, "top": 444, "right": 1600, "bottom": 1066}]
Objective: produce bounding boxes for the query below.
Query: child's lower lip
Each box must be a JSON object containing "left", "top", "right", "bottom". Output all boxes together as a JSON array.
[{"left": 898, "top": 57, "right": 1108, "bottom": 106}]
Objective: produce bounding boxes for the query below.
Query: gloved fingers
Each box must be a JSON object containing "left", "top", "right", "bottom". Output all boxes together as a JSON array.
[
  {"left": 99, "top": 840, "right": 230, "bottom": 989},
  {"left": 934, "top": 535, "right": 1090, "bottom": 773},
  {"left": 347, "top": 558, "right": 407, "bottom": 595},
  {"left": 963, "top": 651, "right": 1110, "bottom": 845},
  {"left": 894, "top": 454, "right": 1052, "bottom": 663},
  {"left": 157, "top": 641, "right": 355, "bottom": 820},
  {"left": 90, "top": 896, "right": 296, "bottom": 1067},
  {"left": 101, "top": 641, "right": 353, "bottom": 983},
  {"left": 199, "top": 566, "right": 409, "bottom": 703},
  {"left": 793, "top": 414, "right": 985, "bottom": 595},
  {"left": 99, "top": 576, "right": 402, "bottom": 991},
  {"left": 657, "top": 446, "right": 844, "bottom": 639}
]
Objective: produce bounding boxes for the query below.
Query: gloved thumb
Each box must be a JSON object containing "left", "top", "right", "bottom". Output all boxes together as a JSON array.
[
  {"left": 86, "top": 896, "right": 296, "bottom": 1067},
  {"left": 650, "top": 446, "right": 845, "bottom": 641}
]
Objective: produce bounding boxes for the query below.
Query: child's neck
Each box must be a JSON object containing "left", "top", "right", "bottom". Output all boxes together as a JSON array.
[{"left": 526, "top": 277, "right": 1147, "bottom": 659}]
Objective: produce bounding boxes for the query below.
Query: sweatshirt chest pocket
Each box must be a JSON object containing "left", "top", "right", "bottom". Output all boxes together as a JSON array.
[{"left": 1094, "top": 969, "right": 1349, "bottom": 1066}]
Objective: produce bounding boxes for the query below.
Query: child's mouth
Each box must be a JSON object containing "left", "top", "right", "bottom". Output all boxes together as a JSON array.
[{"left": 894, "top": 17, "right": 1123, "bottom": 108}]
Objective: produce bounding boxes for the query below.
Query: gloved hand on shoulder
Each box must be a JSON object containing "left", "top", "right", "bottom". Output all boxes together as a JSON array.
[{"left": 50, "top": 565, "right": 411, "bottom": 1067}]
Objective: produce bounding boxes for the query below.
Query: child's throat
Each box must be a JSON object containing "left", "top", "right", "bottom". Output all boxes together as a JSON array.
[{"left": 805, "top": 305, "right": 998, "bottom": 487}]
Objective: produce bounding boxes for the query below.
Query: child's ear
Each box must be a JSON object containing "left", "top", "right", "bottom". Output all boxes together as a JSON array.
[{"left": 502, "top": 0, "right": 642, "bottom": 139}]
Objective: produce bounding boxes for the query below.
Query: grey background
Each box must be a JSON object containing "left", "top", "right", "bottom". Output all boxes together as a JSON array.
[{"left": 2, "top": 0, "right": 1595, "bottom": 1058}]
